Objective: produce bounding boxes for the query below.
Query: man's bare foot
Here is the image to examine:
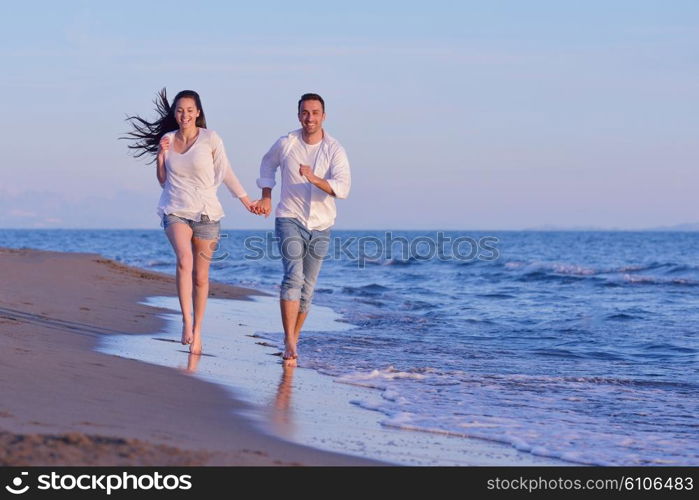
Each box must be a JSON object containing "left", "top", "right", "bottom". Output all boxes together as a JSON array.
[
  {"left": 181, "top": 322, "right": 194, "bottom": 345},
  {"left": 282, "top": 342, "right": 298, "bottom": 366}
]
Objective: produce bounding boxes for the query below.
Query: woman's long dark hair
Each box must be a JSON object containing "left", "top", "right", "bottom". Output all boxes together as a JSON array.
[{"left": 122, "top": 88, "right": 207, "bottom": 162}]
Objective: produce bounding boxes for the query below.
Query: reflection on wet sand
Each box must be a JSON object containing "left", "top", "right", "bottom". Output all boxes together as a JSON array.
[
  {"left": 182, "top": 352, "right": 201, "bottom": 374},
  {"left": 269, "top": 364, "right": 296, "bottom": 438}
]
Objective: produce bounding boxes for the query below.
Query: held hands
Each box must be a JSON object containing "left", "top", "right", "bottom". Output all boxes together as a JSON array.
[
  {"left": 248, "top": 198, "right": 271, "bottom": 218},
  {"left": 241, "top": 196, "right": 267, "bottom": 217},
  {"left": 235, "top": 164, "right": 316, "bottom": 218},
  {"left": 240, "top": 196, "right": 254, "bottom": 214}
]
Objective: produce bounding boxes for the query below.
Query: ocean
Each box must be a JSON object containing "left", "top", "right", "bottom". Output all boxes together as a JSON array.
[{"left": 2, "top": 229, "right": 697, "bottom": 465}]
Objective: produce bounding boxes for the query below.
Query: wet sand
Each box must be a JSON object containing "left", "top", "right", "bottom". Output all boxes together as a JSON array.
[
  {"left": 100, "top": 295, "right": 567, "bottom": 466},
  {"left": 0, "top": 247, "right": 378, "bottom": 466}
]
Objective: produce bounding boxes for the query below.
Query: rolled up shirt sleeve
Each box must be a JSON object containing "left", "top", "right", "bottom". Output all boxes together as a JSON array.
[
  {"left": 256, "top": 138, "right": 282, "bottom": 189},
  {"left": 326, "top": 146, "right": 351, "bottom": 199}
]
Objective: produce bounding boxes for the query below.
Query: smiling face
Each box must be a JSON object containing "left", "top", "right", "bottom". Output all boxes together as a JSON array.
[
  {"left": 298, "top": 99, "right": 325, "bottom": 137},
  {"left": 174, "top": 97, "right": 201, "bottom": 131}
]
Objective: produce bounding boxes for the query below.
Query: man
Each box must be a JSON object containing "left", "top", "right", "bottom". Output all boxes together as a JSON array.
[{"left": 253, "top": 93, "right": 351, "bottom": 367}]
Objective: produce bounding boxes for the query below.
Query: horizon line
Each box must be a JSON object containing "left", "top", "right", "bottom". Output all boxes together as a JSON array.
[{"left": 2, "top": 227, "right": 698, "bottom": 233}]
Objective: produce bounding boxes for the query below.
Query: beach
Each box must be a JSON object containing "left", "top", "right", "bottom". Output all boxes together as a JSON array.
[
  {"left": 1, "top": 229, "right": 694, "bottom": 466},
  {"left": 0, "top": 247, "right": 376, "bottom": 466}
]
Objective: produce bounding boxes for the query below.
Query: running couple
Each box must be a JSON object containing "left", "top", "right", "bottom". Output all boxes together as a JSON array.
[{"left": 125, "top": 90, "right": 351, "bottom": 367}]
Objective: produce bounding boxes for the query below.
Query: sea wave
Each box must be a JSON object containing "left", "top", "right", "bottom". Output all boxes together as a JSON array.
[
  {"left": 502, "top": 260, "right": 699, "bottom": 286},
  {"left": 341, "top": 283, "right": 391, "bottom": 296}
]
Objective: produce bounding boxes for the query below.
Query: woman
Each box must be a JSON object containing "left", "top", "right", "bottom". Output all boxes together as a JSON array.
[{"left": 124, "top": 89, "right": 254, "bottom": 355}]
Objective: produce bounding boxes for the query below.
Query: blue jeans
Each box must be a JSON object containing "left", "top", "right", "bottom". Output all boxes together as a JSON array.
[{"left": 275, "top": 217, "right": 331, "bottom": 313}]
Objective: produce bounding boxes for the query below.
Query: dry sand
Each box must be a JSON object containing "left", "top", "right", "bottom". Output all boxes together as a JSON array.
[{"left": 0, "top": 247, "right": 378, "bottom": 466}]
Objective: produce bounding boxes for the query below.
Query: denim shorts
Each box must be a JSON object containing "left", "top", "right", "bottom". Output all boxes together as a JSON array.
[{"left": 162, "top": 213, "right": 220, "bottom": 240}]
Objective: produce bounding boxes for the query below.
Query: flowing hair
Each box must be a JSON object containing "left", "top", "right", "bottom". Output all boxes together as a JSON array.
[{"left": 121, "top": 88, "right": 207, "bottom": 162}]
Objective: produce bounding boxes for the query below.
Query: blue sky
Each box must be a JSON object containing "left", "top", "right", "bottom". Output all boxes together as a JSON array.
[{"left": 1, "top": 1, "right": 697, "bottom": 229}]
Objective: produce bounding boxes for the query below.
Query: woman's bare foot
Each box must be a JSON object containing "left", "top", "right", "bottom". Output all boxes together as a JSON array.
[
  {"left": 181, "top": 322, "right": 194, "bottom": 345},
  {"left": 189, "top": 329, "right": 202, "bottom": 355},
  {"left": 189, "top": 340, "right": 202, "bottom": 355}
]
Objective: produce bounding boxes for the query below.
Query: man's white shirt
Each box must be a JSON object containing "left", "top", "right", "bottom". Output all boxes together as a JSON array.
[{"left": 257, "top": 129, "right": 351, "bottom": 231}]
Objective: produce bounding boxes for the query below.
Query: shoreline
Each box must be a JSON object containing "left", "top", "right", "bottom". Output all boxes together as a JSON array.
[
  {"left": 0, "top": 246, "right": 570, "bottom": 466},
  {"left": 99, "top": 295, "right": 568, "bottom": 466},
  {"left": 0, "top": 247, "right": 380, "bottom": 465}
]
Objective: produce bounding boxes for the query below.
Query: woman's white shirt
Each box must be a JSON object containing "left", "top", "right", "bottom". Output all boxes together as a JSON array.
[{"left": 157, "top": 128, "right": 247, "bottom": 222}]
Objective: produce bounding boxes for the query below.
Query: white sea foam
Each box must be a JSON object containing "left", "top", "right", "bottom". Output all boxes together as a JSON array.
[
  {"left": 338, "top": 367, "right": 427, "bottom": 383},
  {"left": 504, "top": 260, "right": 597, "bottom": 275},
  {"left": 328, "top": 367, "right": 698, "bottom": 466}
]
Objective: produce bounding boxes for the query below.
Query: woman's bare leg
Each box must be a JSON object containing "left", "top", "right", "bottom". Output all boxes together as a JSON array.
[
  {"left": 165, "top": 223, "right": 195, "bottom": 345},
  {"left": 190, "top": 237, "right": 215, "bottom": 355}
]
